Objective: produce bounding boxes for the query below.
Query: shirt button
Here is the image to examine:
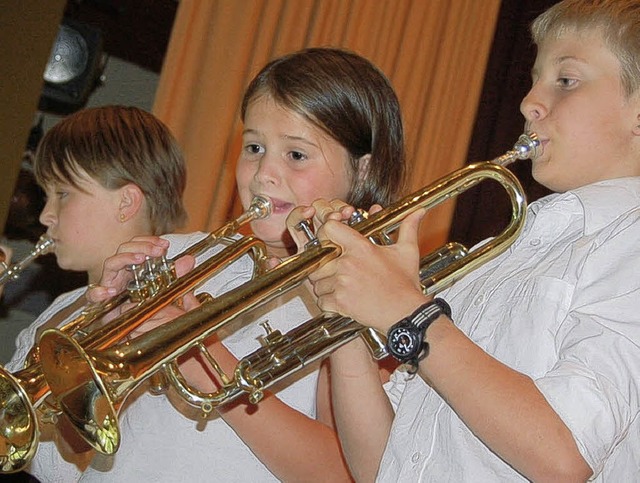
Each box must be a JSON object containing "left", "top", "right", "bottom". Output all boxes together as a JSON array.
[
  {"left": 529, "top": 238, "right": 541, "bottom": 246},
  {"left": 411, "top": 452, "right": 422, "bottom": 463},
  {"left": 473, "top": 294, "right": 484, "bottom": 306}
]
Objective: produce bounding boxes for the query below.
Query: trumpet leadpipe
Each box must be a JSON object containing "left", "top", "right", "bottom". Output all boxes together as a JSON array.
[{"left": 0, "top": 235, "right": 55, "bottom": 287}]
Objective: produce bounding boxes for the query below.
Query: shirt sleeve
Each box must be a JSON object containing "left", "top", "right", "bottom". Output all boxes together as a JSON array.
[
  {"left": 534, "top": 218, "right": 640, "bottom": 477},
  {"left": 384, "top": 368, "right": 411, "bottom": 412}
]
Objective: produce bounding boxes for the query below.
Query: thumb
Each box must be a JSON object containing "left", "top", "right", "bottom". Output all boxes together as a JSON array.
[
  {"left": 265, "top": 256, "right": 282, "bottom": 270},
  {"left": 174, "top": 254, "right": 196, "bottom": 277},
  {"left": 396, "top": 208, "right": 426, "bottom": 248},
  {"left": 181, "top": 292, "right": 201, "bottom": 311}
]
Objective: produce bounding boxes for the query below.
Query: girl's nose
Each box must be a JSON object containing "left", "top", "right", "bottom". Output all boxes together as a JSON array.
[{"left": 253, "top": 153, "right": 280, "bottom": 186}]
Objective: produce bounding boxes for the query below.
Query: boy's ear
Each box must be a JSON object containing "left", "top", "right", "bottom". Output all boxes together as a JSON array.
[
  {"left": 118, "top": 183, "right": 145, "bottom": 221},
  {"left": 631, "top": 93, "right": 640, "bottom": 136},
  {"left": 634, "top": 114, "right": 640, "bottom": 137}
]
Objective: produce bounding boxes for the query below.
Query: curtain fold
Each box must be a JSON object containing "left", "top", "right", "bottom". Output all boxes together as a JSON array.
[{"left": 153, "top": 0, "right": 501, "bottom": 250}]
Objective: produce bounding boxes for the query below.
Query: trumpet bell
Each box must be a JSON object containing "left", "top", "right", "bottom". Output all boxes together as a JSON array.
[
  {"left": 0, "top": 370, "right": 39, "bottom": 473},
  {"left": 37, "top": 332, "right": 120, "bottom": 455}
]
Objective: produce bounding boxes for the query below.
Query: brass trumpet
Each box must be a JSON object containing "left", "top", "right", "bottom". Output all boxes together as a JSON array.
[
  {"left": 38, "top": 133, "right": 539, "bottom": 456},
  {"left": 0, "top": 196, "right": 271, "bottom": 473},
  {"left": 0, "top": 235, "right": 55, "bottom": 287}
]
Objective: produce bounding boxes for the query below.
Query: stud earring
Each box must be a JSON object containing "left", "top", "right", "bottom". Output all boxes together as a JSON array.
[{"left": 120, "top": 213, "right": 126, "bottom": 222}]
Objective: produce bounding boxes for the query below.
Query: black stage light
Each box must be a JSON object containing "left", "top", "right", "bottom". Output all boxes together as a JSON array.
[{"left": 38, "top": 18, "right": 105, "bottom": 115}]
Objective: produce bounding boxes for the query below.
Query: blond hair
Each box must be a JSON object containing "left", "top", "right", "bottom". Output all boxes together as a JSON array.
[{"left": 532, "top": 0, "right": 640, "bottom": 97}]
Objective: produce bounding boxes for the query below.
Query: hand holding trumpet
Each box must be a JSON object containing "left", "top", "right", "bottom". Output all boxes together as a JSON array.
[
  {"left": 86, "top": 235, "right": 199, "bottom": 335},
  {"left": 286, "top": 200, "right": 431, "bottom": 334},
  {"left": 84, "top": 234, "right": 248, "bottom": 396}
]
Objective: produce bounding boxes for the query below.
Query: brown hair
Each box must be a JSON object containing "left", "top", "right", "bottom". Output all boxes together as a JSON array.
[
  {"left": 241, "top": 48, "right": 406, "bottom": 208},
  {"left": 532, "top": 0, "right": 640, "bottom": 97},
  {"left": 34, "top": 105, "right": 187, "bottom": 234}
]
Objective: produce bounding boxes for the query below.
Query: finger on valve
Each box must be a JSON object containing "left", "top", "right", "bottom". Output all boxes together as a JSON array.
[
  {"left": 286, "top": 205, "right": 316, "bottom": 253},
  {"left": 312, "top": 199, "right": 353, "bottom": 224}
]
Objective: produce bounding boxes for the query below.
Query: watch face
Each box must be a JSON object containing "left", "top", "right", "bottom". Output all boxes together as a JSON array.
[{"left": 388, "top": 325, "right": 419, "bottom": 358}]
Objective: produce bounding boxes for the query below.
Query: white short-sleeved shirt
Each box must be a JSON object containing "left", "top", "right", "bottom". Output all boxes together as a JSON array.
[
  {"left": 378, "top": 178, "right": 640, "bottom": 482},
  {"left": 8, "top": 232, "right": 322, "bottom": 482}
]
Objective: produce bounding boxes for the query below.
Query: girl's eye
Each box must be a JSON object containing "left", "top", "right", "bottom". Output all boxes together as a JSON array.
[
  {"left": 245, "top": 143, "right": 264, "bottom": 155},
  {"left": 56, "top": 191, "right": 68, "bottom": 199},
  {"left": 289, "top": 151, "right": 307, "bottom": 162}
]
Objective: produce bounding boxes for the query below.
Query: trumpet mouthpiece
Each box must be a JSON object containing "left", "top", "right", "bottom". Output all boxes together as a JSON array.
[
  {"left": 516, "top": 133, "right": 542, "bottom": 160},
  {"left": 250, "top": 195, "right": 273, "bottom": 220},
  {"left": 493, "top": 132, "right": 542, "bottom": 167}
]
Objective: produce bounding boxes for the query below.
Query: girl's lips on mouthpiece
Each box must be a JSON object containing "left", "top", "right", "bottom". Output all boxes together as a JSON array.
[{"left": 264, "top": 197, "right": 294, "bottom": 214}]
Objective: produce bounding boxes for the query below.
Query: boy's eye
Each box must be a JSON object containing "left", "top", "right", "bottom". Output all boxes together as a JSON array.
[{"left": 557, "top": 77, "right": 578, "bottom": 89}]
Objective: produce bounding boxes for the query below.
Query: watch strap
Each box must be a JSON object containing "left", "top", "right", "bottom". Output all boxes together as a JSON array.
[
  {"left": 387, "top": 298, "right": 451, "bottom": 372},
  {"left": 408, "top": 298, "right": 451, "bottom": 331}
]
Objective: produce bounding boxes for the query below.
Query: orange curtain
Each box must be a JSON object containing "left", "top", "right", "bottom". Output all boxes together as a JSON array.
[{"left": 153, "top": 0, "right": 501, "bottom": 251}]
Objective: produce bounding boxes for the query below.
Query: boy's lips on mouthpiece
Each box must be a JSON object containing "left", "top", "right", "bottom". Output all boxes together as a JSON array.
[{"left": 536, "top": 138, "right": 549, "bottom": 156}]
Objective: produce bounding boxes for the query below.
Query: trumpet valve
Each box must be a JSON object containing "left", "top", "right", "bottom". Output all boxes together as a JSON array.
[
  {"left": 126, "top": 262, "right": 151, "bottom": 303},
  {"left": 347, "top": 210, "right": 393, "bottom": 245},
  {"left": 258, "top": 321, "right": 284, "bottom": 347},
  {"left": 160, "top": 257, "right": 177, "bottom": 284},
  {"left": 295, "top": 220, "right": 319, "bottom": 248},
  {"left": 142, "top": 257, "right": 164, "bottom": 295},
  {"left": 348, "top": 209, "right": 368, "bottom": 225}
]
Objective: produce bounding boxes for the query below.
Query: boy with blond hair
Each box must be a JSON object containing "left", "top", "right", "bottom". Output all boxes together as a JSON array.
[{"left": 297, "top": 0, "right": 640, "bottom": 480}]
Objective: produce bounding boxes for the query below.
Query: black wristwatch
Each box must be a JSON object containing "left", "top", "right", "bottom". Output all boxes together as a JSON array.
[{"left": 386, "top": 298, "right": 451, "bottom": 372}]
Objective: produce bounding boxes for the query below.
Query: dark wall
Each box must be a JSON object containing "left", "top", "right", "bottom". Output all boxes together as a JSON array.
[
  {"left": 63, "top": 0, "right": 177, "bottom": 74},
  {"left": 451, "top": 0, "right": 558, "bottom": 248},
  {"left": 0, "top": 0, "right": 65, "bottom": 231}
]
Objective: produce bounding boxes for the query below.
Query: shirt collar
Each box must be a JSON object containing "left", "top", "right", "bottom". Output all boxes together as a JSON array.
[{"left": 549, "top": 177, "right": 640, "bottom": 236}]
